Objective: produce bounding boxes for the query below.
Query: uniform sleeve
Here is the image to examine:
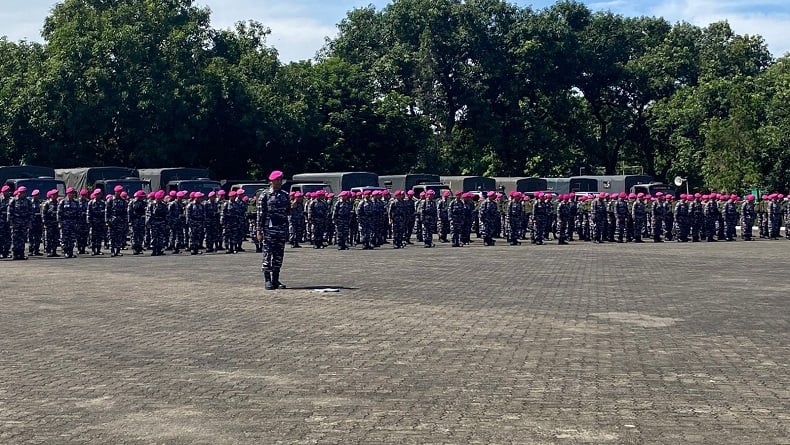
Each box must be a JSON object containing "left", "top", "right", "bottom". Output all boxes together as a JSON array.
[{"left": 256, "top": 193, "right": 268, "bottom": 231}]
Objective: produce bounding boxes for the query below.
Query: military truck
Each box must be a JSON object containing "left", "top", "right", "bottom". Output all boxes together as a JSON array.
[
  {"left": 55, "top": 167, "right": 151, "bottom": 195},
  {"left": 1, "top": 165, "right": 66, "bottom": 196},
  {"left": 494, "top": 177, "right": 547, "bottom": 194},
  {"left": 138, "top": 168, "right": 220, "bottom": 195},
  {"left": 379, "top": 174, "right": 441, "bottom": 192},
  {"left": 291, "top": 172, "right": 378, "bottom": 193},
  {"left": 440, "top": 176, "right": 496, "bottom": 193}
]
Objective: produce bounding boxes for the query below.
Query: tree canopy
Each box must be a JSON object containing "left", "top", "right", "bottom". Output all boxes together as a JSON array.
[{"left": 0, "top": 0, "right": 787, "bottom": 192}]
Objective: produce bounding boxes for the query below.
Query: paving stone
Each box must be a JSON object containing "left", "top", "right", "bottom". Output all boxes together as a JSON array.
[{"left": 0, "top": 239, "right": 788, "bottom": 443}]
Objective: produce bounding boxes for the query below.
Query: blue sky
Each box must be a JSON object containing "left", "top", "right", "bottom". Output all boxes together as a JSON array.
[{"left": 2, "top": 0, "right": 789, "bottom": 62}]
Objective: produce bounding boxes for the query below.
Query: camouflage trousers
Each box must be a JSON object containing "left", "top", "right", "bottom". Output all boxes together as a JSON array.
[
  {"left": 44, "top": 223, "right": 59, "bottom": 254},
  {"left": 189, "top": 222, "right": 205, "bottom": 252},
  {"left": 261, "top": 230, "right": 288, "bottom": 272},
  {"left": 130, "top": 220, "right": 145, "bottom": 252},
  {"left": 0, "top": 222, "right": 10, "bottom": 256},
  {"left": 76, "top": 222, "right": 89, "bottom": 252},
  {"left": 90, "top": 223, "right": 106, "bottom": 250},
  {"left": 11, "top": 224, "right": 29, "bottom": 255},
  {"left": 60, "top": 222, "right": 77, "bottom": 255}
]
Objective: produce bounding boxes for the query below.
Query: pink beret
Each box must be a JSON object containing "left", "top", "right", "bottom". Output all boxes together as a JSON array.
[
  {"left": 120, "top": 192, "right": 128, "bottom": 198},
  {"left": 31, "top": 189, "right": 40, "bottom": 196},
  {"left": 114, "top": 185, "right": 124, "bottom": 192},
  {"left": 0, "top": 185, "right": 9, "bottom": 192},
  {"left": 66, "top": 187, "right": 76, "bottom": 194},
  {"left": 406, "top": 190, "right": 414, "bottom": 196},
  {"left": 236, "top": 189, "right": 245, "bottom": 195},
  {"left": 268, "top": 170, "right": 284, "bottom": 181},
  {"left": 134, "top": 190, "right": 146, "bottom": 198},
  {"left": 154, "top": 190, "right": 166, "bottom": 199},
  {"left": 218, "top": 190, "right": 226, "bottom": 196}
]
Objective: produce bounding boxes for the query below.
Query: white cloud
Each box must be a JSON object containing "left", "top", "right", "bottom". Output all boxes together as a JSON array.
[{"left": 650, "top": 0, "right": 790, "bottom": 57}]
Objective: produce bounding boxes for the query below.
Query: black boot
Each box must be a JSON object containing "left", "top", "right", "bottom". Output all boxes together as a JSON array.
[
  {"left": 264, "top": 271, "right": 275, "bottom": 290},
  {"left": 272, "top": 269, "right": 286, "bottom": 289}
]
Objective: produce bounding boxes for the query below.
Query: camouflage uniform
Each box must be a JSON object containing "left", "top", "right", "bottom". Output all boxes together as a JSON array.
[
  {"left": 307, "top": 197, "right": 330, "bottom": 248},
  {"left": 106, "top": 195, "right": 128, "bottom": 256},
  {"left": 146, "top": 199, "right": 169, "bottom": 256},
  {"left": 614, "top": 198, "right": 629, "bottom": 242},
  {"left": 768, "top": 199, "right": 782, "bottom": 239},
  {"left": 204, "top": 197, "right": 220, "bottom": 252},
  {"left": 462, "top": 198, "right": 475, "bottom": 244},
  {"left": 388, "top": 197, "right": 408, "bottom": 248},
  {"left": 28, "top": 196, "right": 44, "bottom": 256},
  {"left": 57, "top": 197, "right": 81, "bottom": 257},
  {"left": 532, "top": 199, "right": 549, "bottom": 245},
  {"left": 231, "top": 198, "right": 248, "bottom": 251},
  {"left": 704, "top": 199, "right": 719, "bottom": 242},
  {"left": 631, "top": 199, "right": 646, "bottom": 243},
  {"left": 479, "top": 197, "right": 499, "bottom": 246},
  {"left": 690, "top": 199, "right": 704, "bottom": 242},
  {"left": 7, "top": 193, "right": 34, "bottom": 259},
  {"left": 374, "top": 196, "right": 388, "bottom": 246},
  {"left": 356, "top": 197, "right": 376, "bottom": 249},
  {"left": 87, "top": 196, "right": 107, "bottom": 255},
  {"left": 741, "top": 200, "right": 756, "bottom": 240},
  {"left": 332, "top": 198, "right": 353, "bottom": 250},
  {"left": 186, "top": 199, "right": 206, "bottom": 254},
  {"left": 651, "top": 199, "right": 665, "bottom": 242},
  {"left": 76, "top": 196, "right": 90, "bottom": 254},
  {"left": 674, "top": 199, "right": 690, "bottom": 242},
  {"left": 168, "top": 199, "right": 185, "bottom": 253},
  {"left": 0, "top": 193, "right": 11, "bottom": 258},
  {"left": 421, "top": 197, "right": 438, "bottom": 247},
  {"left": 256, "top": 186, "right": 291, "bottom": 289},
  {"left": 449, "top": 196, "right": 466, "bottom": 247},
  {"left": 289, "top": 199, "right": 305, "bottom": 248},
  {"left": 437, "top": 196, "right": 450, "bottom": 243},
  {"left": 723, "top": 199, "right": 738, "bottom": 241},
  {"left": 128, "top": 197, "right": 147, "bottom": 254},
  {"left": 42, "top": 197, "right": 60, "bottom": 257},
  {"left": 663, "top": 199, "right": 674, "bottom": 241},
  {"left": 591, "top": 196, "right": 607, "bottom": 243},
  {"left": 557, "top": 199, "right": 570, "bottom": 245},
  {"left": 506, "top": 198, "right": 524, "bottom": 246},
  {"left": 405, "top": 196, "right": 416, "bottom": 244}
]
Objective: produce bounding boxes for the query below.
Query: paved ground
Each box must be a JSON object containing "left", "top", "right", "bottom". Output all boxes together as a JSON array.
[{"left": 1, "top": 238, "right": 789, "bottom": 444}]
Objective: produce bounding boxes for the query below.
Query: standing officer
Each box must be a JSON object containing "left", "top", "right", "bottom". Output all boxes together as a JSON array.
[
  {"left": 57, "top": 187, "right": 81, "bottom": 258},
  {"left": 741, "top": 194, "right": 756, "bottom": 240},
  {"left": 0, "top": 185, "right": 11, "bottom": 258},
  {"left": 186, "top": 192, "right": 206, "bottom": 255},
  {"left": 289, "top": 192, "right": 305, "bottom": 248},
  {"left": 7, "top": 186, "right": 34, "bottom": 260},
  {"left": 147, "top": 190, "right": 169, "bottom": 256},
  {"left": 128, "top": 190, "right": 147, "bottom": 254},
  {"left": 76, "top": 189, "right": 90, "bottom": 254},
  {"left": 479, "top": 191, "right": 499, "bottom": 246},
  {"left": 449, "top": 191, "right": 466, "bottom": 247},
  {"left": 631, "top": 194, "right": 646, "bottom": 243},
  {"left": 506, "top": 192, "right": 524, "bottom": 246},
  {"left": 332, "top": 191, "right": 353, "bottom": 250},
  {"left": 106, "top": 185, "right": 129, "bottom": 256},
  {"left": 87, "top": 189, "right": 107, "bottom": 255},
  {"left": 28, "top": 190, "right": 44, "bottom": 256},
  {"left": 256, "top": 170, "right": 291, "bottom": 291},
  {"left": 356, "top": 190, "right": 376, "bottom": 249},
  {"left": 42, "top": 190, "right": 60, "bottom": 257},
  {"left": 421, "top": 189, "right": 438, "bottom": 247},
  {"left": 388, "top": 190, "right": 408, "bottom": 248}
]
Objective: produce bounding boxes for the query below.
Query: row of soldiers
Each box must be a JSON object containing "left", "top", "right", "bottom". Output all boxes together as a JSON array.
[
  {"left": 0, "top": 185, "right": 256, "bottom": 259},
  {"left": 3, "top": 185, "right": 789, "bottom": 260},
  {"left": 277, "top": 189, "right": 790, "bottom": 250}
]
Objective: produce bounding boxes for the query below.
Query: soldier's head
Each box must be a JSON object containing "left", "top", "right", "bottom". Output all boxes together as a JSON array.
[
  {"left": 426, "top": 190, "right": 436, "bottom": 200},
  {"left": 217, "top": 190, "right": 226, "bottom": 200},
  {"left": 66, "top": 187, "right": 77, "bottom": 199},
  {"left": 14, "top": 186, "right": 27, "bottom": 199},
  {"left": 134, "top": 190, "right": 146, "bottom": 200},
  {"left": 155, "top": 190, "right": 165, "bottom": 201},
  {"left": 113, "top": 185, "right": 123, "bottom": 197},
  {"left": 47, "top": 189, "right": 58, "bottom": 201},
  {"left": 0, "top": 185, "right": 9, "bottom": 197},
  {"left": 268, "top": 170, "right": 284, "bottom": 190},
  {"left": 487, "top": 191, "right": 496, "bottom": 201},
  {"left": 31, "top": 189, "right": 40, "bottom": 200}
]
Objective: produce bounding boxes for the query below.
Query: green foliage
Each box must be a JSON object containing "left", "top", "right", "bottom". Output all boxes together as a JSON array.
[{"left": 0, "top": 0, "right": 788, "bottom": 192}]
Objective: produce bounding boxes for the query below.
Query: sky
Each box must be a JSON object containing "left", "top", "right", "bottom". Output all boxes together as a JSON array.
[{"left": 1, "top": 0, "right": 789, "bottom": 63}]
